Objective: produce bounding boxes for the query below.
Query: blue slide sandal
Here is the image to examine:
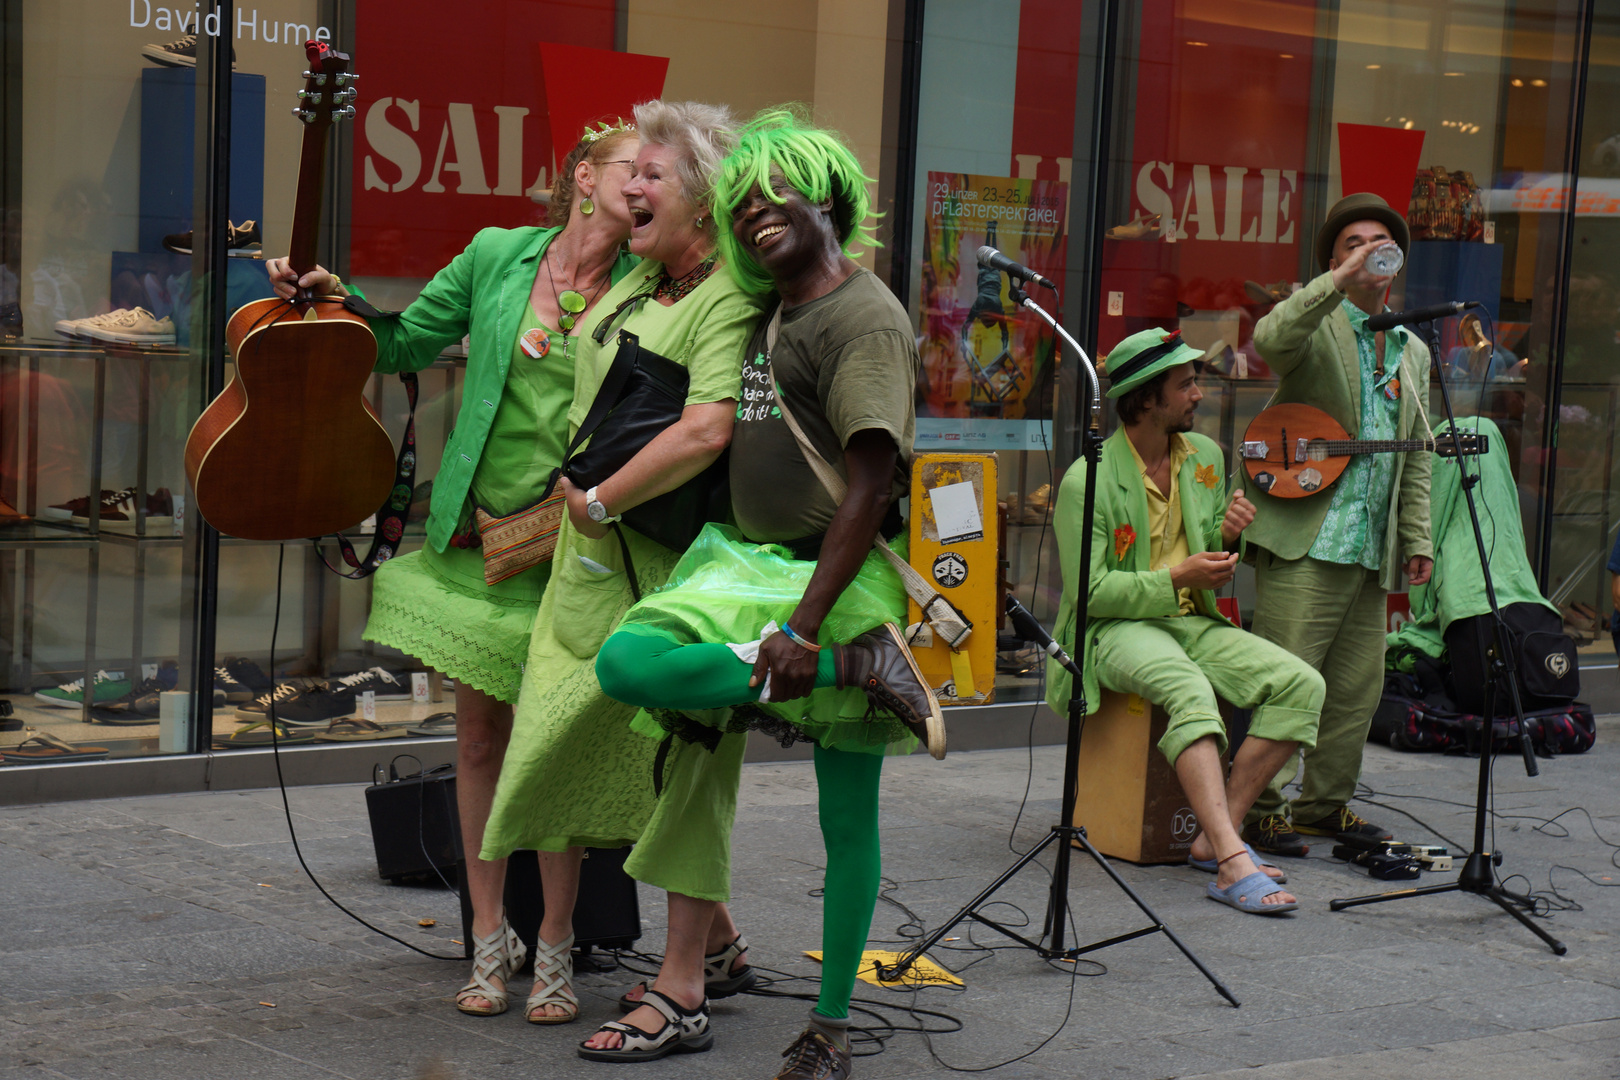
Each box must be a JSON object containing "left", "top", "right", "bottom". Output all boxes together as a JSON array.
[
  {"left": 1206, "top": 870, "right": 1298, "bottom": 915},
  {"left": 1188, "top": 843, "right": 1287, "bottom": 884}
]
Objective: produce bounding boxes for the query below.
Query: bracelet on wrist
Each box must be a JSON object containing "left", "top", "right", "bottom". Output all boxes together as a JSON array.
[{"left": 780, "top": 622, "right": 822, "bottom": 653}]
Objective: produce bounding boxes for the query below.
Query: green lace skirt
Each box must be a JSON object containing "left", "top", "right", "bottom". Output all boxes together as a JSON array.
[{"left": 363, "top": 544, "right": 550, "bottom": 704}]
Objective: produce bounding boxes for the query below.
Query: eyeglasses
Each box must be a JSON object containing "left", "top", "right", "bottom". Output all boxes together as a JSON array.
[{"left": 601, "top": 159, "right": 637, "bottom": 171}]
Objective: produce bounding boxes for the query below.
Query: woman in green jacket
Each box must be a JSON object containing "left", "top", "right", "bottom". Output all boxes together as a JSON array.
[{"left": 266, "top": 122, "right": 641, "bottom": 1020}]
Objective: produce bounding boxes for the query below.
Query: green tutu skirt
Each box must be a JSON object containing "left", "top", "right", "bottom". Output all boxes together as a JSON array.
[
  {"left": 617, "top": 524, "right": 918, "bottom": 756},
  {"left": 363, "top": 543, "right": 549, "bottom": 704}
]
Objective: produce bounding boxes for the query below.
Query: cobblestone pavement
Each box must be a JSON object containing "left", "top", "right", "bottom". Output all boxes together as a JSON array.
[{"left": 2, "top": 721, "right": 1619, "bottom": 1079}]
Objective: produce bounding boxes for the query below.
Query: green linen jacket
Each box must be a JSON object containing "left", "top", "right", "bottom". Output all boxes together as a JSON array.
[
  {"left": 367, "top": 225, "right": 637, "bottom": 553},
  {"left": 1247, "top": 270, "right": 1433, "bottom": 591},
  {"left": 1045, "top": 428, "right": 1236, "bottom": 718}
]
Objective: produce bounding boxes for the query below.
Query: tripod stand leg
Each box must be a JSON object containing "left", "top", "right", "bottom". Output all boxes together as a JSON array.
[
  {"left": 1068, "top": 831, "right": 1240, "bottom": 1007},
  {"left": 1329, "top": 881, "right": 1461, "bottom": 910},
  {"left": 1484, "top": 888, "right": 1567, "bottom": 955}
]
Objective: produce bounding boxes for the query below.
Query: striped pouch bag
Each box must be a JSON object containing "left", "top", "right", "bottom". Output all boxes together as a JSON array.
[{"left": 474, "top": 489, "right": 567, "bottom": 585}]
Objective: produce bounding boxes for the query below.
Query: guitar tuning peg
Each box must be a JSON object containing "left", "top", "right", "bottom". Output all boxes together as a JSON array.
[
  {"left": 291, "top": 107, "right": 314, "bottom": 123},
  {"left": 342, "top": 104, "right": 357, "bottom": 120},
  {"left": 298, "top": 90, "right": 323, "bottom": 103},
  {"left": 301, "top": 69, "right": 312, "bottom": 79}
]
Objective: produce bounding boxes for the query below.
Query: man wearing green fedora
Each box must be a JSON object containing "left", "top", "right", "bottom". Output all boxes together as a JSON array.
[
  {"left": 1046, "top": 327, "right": 1324, "bottom": 914},
  {"left": 1242, "top": 192, "right": 1434, "bottom": 857}
]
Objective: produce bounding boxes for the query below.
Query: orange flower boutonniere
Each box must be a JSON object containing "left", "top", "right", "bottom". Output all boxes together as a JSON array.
[
  {"left": 1194, "top": 463, "right": 1219, "bottom": 490},
  {"left": 1114, "top": 524, "right": 1137, "bottom": 563}
]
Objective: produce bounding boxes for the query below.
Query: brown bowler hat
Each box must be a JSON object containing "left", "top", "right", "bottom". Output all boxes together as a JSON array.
[{"left": 1314, "top": 192, "right": 1410, "bottom": 273}]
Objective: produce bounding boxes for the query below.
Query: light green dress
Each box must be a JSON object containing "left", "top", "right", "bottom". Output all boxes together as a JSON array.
[
  {"left": 480, "top": 259, "right": 766, "bottom": 868},
  {"left": 364, "top": 304, "right": 567, "bottom": 703}
]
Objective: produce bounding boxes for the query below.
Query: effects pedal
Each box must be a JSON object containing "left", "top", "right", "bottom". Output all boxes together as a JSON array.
[{"left": 1332, "top": 844, "right": 1423, "bottom": 880}]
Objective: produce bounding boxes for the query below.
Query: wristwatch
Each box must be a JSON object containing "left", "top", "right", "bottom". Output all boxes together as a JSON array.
[{"left": 585, "top": 486, "right": 620, "bottom": 524}]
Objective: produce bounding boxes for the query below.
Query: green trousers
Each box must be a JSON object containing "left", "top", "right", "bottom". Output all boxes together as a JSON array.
[
  {"left": 598, "top": 629, "right": 882, "bottom": 1020},
  {"left": 1247, "top": 554, "right": 1386, "bottom": 825},
  {"left": 1091, "top": 613, "right": 1323, "bottom": 765}
]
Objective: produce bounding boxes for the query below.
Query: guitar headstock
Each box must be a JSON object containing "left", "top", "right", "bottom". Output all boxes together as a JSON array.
[
  {"left": 291, "top": 41, "right": 357, "bottom": 128},
  {"left": 1436, "top": 433, "right": 1489, "bottom": 457}
]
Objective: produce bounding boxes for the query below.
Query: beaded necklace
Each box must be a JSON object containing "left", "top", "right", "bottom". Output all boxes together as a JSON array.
[{"left": 653, "top": 255, "right": 717, "bottom": 303}]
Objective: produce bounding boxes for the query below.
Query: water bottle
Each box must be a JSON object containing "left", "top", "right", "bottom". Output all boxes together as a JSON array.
[{"left": 1366, "top": 244, "right": 1404, "bottom": 277}]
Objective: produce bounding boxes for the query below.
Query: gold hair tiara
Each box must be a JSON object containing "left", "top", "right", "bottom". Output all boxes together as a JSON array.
[{"left": 581, "top": 119, "right": 635, "bottom": 145}]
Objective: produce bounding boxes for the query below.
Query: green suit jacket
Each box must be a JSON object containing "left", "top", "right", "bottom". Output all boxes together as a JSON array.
[
  {"left": 367, "top": 226, "right": 637, "bottom": 553},
  {"left": 1246, "top": 270, "right": 1432, "bottom": 591},
  {"left": 1045, "top": 429, "right": 1235, "bottom": 718}
]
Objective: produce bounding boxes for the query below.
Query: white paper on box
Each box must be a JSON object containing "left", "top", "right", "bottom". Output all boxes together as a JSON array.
[
  {"left": 362, "top": 690, "right": 376, "bottom": 721},
  {"left": 929, "top": 480, "right": 984, "bottom": 544},
  {"left": 411, "top": 672, "right": 430, "bottom": 703},
  {"left": 158, "top": 691, "right": 191, "bottom": 754}
]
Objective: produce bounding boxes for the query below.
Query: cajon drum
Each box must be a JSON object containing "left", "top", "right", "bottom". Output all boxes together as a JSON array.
[{"left": 1071, "top": 689, "right": 1229, "bottom": 865}]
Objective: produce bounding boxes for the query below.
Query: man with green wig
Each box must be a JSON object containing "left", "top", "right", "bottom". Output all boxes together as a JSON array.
[
  {"left": 592, "top": 109, "right": 942, "bottom": 1077},
  {"left": 1045, "top": 327, "right": 1325, "bottom": 914}
]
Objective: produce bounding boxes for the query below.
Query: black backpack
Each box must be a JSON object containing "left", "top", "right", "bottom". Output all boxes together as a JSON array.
[{"left": 1443, "top": 602, "right": 1579, "bottom": 714}]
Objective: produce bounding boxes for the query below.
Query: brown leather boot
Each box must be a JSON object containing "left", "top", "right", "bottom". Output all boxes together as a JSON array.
[{"left": 831, "top": 622, "right": 945, "bottom": 759}]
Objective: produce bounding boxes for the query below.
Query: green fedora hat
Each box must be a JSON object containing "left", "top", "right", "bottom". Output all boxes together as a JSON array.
[
  {"left": 1315, "top": 191, "right": 1410, "bottom": 273},
  {"left": 1102, "top": 327, "right": 1203, "bottom": 398}
]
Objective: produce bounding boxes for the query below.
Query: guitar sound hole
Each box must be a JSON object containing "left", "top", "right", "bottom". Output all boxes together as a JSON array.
[{"left": 1307, "top": 440, "right": 1330, "bottom": 462}]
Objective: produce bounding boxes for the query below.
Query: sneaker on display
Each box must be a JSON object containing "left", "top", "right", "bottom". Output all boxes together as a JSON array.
[
  {"left": 75, "top": 487, "right": 174, "bottom": 527},
  {"left": 92, "top": 667, "right": 178, "bottom": 722},
  {"left": 83, "top": 307, "right": 175, "bottom": 345},
  {"left": 234, "top": 681, "right": 307, "bottom": 721},
  {"left": 0, "top": 301, "right": 21, "bottom": 339},
  {"left": 223, "top": 657, "right": 273, "bottom": 696},
  {"left": 270, "top": 686, "right": 358, "bottom": 727},
  {"left": 162, "top": 220, "right": 262, "bottom": 258},
  {"left": 214, "top": 665, "right": 254, "bottom": 703},
  {"left": 40, "top": 489, "right": 117, "bottom": 522},
  {"left": 140, "top": 34, "right": 237, "bottom": 69},
  {"left": 333, "top": 666, "right": 412, "bottom": 702},
  {"left": 35, "top": 669, "right": 131, "bottom": 707}
]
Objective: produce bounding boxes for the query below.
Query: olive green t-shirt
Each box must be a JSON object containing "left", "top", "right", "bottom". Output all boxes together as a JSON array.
[{"left": 730, "top": 269, "right": 918, "bottom": 542}]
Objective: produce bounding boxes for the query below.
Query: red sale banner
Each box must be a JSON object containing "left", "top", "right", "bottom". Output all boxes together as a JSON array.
[{"left": 350, "top": 0, "right": 666, "bottom": 278}]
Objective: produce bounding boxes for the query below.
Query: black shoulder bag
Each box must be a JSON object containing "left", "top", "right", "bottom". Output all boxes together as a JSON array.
[{"left": 561, "top": 328, "right": 731, "bottom": 556}]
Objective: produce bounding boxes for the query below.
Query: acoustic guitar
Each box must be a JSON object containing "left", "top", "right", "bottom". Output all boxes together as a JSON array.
[
  {"left": 1240, "top": 402, "right": 1487, "bottom": 499},
  {"left": 184, "top": 42, "right": 394, "bottom": 541}
]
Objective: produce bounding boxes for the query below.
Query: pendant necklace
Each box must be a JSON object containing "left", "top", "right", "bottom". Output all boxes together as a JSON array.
[{"left": 544, "top": 248, "right": 609, "bottom": 359}]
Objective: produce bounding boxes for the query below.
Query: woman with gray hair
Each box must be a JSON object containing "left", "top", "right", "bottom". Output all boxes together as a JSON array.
[{"left": 480, "top": 100, "right": 766, "bottom": 1041}]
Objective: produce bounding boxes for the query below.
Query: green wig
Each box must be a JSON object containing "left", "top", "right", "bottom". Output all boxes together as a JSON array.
[{"left": 712, "top": 107, "right": 879, "bottom": 295}]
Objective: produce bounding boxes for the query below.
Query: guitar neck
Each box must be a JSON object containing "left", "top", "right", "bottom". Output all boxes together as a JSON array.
[
  {"left": 286, "top": 122, "right": 329, "bottom": 278},
  {"left": 1320, "top": 438, "right": 1477, "bottom": 455}
]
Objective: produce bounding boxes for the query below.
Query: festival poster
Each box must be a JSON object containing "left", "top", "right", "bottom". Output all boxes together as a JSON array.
[{"left": 918, "top": 172, "right": 1067, "bottom": 422}]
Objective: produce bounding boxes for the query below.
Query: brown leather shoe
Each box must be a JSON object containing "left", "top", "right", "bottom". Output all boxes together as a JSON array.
[
  {"left": 775, "top": 1028, "right": 850, "bottom": 1080},
  {"left": 832, "top": 622, "right": 946, "bottom": 759}
]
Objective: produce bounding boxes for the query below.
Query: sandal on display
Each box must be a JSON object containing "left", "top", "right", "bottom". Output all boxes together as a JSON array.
[
  {"left": 618, "top": 933, "right": 755, "bottom": 1013},
  {"left": 406, "top": 712, "right": 457, "bottom": 736},
  {"left": 456, "top": 918, "right": 525, "bottom": 1017},
  {"left": 525, "top": 932, "right": 579, "bottom": 1024},
  {"left": 1187, "top": 843, "right": 1287, "bottom": 884},
  {"left": 317, "top": 717, "right": 407, "bottom": 742},
  {"left": 1206, "top": 871, "right": 1298, "bottom": 915},
  {"left": 213, "top": 719, "right": 316, "bottom": 748},
  {"left": 0, "top": 730, "right": 110, "bottom": 762},
  {"left": 578, "top": 989, "right": 712, "bottom": 1062}
]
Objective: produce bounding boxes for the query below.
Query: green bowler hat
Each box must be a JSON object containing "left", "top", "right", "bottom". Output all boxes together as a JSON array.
[
  {"left": 1102, "top": 327, "right": 1203, "bottom": 398},
  {"left": 1315, "top": 191, "right": 1410, "bottom": 273}
]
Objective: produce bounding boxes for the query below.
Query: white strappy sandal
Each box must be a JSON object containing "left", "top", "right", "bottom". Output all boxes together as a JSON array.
[
  {"left": 577, "top": 989, "right": 712, "bottom": 1062},
  {"left": 455, "top": 918, "right": 524, "bottom": 1016},
  {"left": 617, "top": 933, "right": 755, "bottom": 1012},
  {"left": 525, "top": 932, "right": 579, "bottom": 1024}
]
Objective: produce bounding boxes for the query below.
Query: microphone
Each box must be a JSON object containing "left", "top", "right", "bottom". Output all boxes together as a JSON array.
[
  {"left": 1004, "top": 595, "right": 1078, "bottom": 675},
  {"left": 977, "top": 246, "right": 1057, "bottom": 291},
  {"left": 1366, "top": 301, "right": 1479, "bottom": 333}
]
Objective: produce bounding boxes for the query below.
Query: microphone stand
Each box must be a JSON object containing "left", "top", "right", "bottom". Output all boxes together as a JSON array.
[
  {"left": 1327, "top": 313, "right": 1565, "bottom": 956},
  {"left": 877, "top": 282, "right": 1238, "bottom": 1006}
]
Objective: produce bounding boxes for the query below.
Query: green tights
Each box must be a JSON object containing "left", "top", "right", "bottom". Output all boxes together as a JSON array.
[
  {"left": 597, "top": 628, "right": 836, "bottom": 710},
  {"left": 596, "top": 628, "right": 883, "bottom": 1021}
]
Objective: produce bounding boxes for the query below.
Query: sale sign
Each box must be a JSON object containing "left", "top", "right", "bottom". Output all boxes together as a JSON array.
[
  {"left": 350, "top": 0, "right": 665, "bottom": 278},
  {"left": 917, "top": 172, "right": 1067, "bottom": 420}
]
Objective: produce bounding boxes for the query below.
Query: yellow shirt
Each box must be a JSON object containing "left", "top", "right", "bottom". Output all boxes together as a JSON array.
[{"left": 1126, "top": 432, "right": 1195, "bottom": 615}]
